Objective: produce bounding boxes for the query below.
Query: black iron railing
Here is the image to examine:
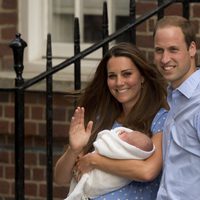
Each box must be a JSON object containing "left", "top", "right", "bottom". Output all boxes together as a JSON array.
[{"left": 0, "top": 0, "right": 199, "bottom": 199}]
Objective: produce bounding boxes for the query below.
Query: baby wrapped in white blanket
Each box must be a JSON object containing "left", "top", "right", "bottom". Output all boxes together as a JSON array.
[{"left": 65, "top": 127, "right": 155, "bottom": 200}]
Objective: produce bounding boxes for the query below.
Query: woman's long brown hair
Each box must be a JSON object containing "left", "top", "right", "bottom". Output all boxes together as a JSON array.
[{"left": 77, "top": 42, "right": 168, "bottom": 153}]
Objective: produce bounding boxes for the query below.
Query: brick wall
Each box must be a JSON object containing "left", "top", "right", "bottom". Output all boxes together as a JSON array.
[
  {"left": 0, "top": 91, "right": 75, "bottom": 199},
  {"left": 135, "top": 1, "right": 200, "bottom": 62},
  {"left": 0, "top": 0, "right": 17, "bottom": 71},
  {"left": 0, "top": 0, "right": 200, "bottom": 199}
]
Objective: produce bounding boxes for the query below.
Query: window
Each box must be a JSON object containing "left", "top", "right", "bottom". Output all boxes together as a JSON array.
[{"left": 18, "top": 0, "right": 129, "bottom": 83}]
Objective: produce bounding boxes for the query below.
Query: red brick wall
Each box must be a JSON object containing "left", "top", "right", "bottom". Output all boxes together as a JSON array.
[
  {"left": 135, "top": 2, "right": 200, "bottom": 61},
  {"left": 0, "top": 91, "right": 75, "bottom": 199},
  {"left": 0, "top": 0, "right": 17, "bottom": 71}
]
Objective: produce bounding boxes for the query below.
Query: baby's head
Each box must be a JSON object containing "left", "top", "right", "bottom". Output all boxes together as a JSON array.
[{"left": 118, "top": 130, "right": 153, "bottom": 151}]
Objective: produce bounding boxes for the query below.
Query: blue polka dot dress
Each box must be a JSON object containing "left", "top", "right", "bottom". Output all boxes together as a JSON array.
[{"left": 92, "top": 108, "right": 168, "bottom": 200}]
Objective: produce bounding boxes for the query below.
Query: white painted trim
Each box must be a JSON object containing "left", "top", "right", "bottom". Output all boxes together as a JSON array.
[
  {"left": 17, "top": 0, "right": 129, "bottom": 87},
  {"left": 18, "top": 0, "right": 48, "bottom": 62}
]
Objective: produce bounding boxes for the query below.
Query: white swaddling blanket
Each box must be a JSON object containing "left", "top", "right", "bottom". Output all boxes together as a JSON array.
[{"left": 65, "top": 127, "right": 155, "bottom": 200}]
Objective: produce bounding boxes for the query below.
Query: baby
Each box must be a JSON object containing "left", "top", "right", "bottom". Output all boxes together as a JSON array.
[
  {"left": 65, "top": 127, "right": 155, "bottom": 200},
  {"left": 118, "top": 129, "right": 153, "bottom": 151}
]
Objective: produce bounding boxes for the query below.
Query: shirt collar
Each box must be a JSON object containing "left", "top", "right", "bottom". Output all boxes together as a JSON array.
[{"left": 168, "top": 69, "right": 200, "bottom": 99}]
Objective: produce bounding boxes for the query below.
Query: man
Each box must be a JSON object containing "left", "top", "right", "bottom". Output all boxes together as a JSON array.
[{"left": 153, "top": 15, "right": 200, "bottom": 200}]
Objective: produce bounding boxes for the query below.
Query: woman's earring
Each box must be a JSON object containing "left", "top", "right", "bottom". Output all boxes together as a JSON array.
[{"left": 141, "top": 81, "right": 144, "bottom": 88}]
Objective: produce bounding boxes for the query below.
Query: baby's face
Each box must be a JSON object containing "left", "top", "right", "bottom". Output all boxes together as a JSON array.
[
  {"left": 118, "top": 129, "right": 153, "bottom": 151},
  {"left": 118, "top": 131, "right": 134, "bottom": 144}
]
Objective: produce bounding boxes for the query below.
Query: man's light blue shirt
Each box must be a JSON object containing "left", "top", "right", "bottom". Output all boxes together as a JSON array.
[{"left": 157, "top": 69, "right": 200, "bottom": 200}]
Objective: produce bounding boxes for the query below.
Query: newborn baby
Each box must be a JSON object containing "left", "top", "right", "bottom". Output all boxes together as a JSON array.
[
  {"left": 65, "top": 127, "right": 155, "bottom": 200},
  {"left": 118, "top": 129, "right": 153, "bottom": 151}
]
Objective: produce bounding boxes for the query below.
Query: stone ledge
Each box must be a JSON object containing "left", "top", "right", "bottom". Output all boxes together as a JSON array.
[{"left": 0, "top": 58, "right": 99, "bottom": 92}]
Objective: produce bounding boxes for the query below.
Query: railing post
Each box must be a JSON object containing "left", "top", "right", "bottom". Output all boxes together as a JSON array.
[
  {"left": 157, "top": 0, "right": 165, "bottom": 19},
  {"left": 182, "top": 0, "right": 190, "bottom": 19},
  {"left": 74, "top": 17, "right": 81, "bottom": 91},
  {"left": 129, "top": 0, "right": 136, "bottom": 44},
  {"left": 46, "top": 33, "right": 53, "bottom": 200},
  {"left": 9, "top": 33, "right": 27, "bottom": 200},
  {"left": 102, "top": 1, "right": 109, "bottom": 56}
]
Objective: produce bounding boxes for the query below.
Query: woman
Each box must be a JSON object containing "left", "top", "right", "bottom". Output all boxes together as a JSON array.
[{"left": 54, "top": 43, "right": 168, "bottom": 199}]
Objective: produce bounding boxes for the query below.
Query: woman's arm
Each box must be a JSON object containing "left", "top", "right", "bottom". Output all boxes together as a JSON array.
[
  {"left": 54, "top": 146, "right": 80, "bottom": 185},
  {"left": 77, "top": 132, "right": 162, "bottom": 182},
  {"left": 54, "top": 107, "right": 93, "bottom": 185}
]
